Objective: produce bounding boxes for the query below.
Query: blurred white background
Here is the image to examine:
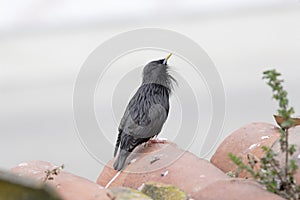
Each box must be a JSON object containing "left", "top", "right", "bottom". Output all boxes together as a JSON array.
[{"left": 1, "top": 0, "right": 300, "bottom": 181}]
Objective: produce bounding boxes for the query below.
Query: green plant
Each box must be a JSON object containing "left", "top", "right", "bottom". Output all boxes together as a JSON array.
[{"left": 229, "top": 69, "right": 300, "bottom": 199}]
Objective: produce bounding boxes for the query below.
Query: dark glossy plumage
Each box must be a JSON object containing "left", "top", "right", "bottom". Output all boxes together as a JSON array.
[{"left": 113, "top": 54, "right": 175, "bottom": 171}]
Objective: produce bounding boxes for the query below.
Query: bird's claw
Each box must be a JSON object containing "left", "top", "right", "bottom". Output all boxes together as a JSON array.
[
  {"left": 144, "top": 138, "right": 167, "bottom": 148},
  {"left": 148, "top": 138, "right": 168, "bottom": 144}
]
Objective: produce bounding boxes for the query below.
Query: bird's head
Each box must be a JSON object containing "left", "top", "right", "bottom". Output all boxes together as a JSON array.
[{"left": 142, "top": 53, "right": 176, "bottom": 90}]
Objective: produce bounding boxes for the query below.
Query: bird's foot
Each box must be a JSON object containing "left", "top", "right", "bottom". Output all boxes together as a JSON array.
[
  {"left": 144, "top": 138, "right": 167, "bottom": 148},
  {"left": 148, "top": 138, "right": 168, "bottom": 144}
]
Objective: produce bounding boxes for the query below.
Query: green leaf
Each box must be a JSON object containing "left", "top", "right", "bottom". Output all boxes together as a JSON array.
[
  {"left": 289, "top": 159, "right": 298, "bottom": 173},
  {"left": 289, "top": 144, "right": 296, "bottom": 155},
  {"left": 281, "top": 120, "right": 293, "bottom": 128}
]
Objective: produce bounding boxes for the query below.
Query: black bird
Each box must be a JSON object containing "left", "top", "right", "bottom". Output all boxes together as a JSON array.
[{"left": 113, "top": 53, "right": 176, "bottom": 171}]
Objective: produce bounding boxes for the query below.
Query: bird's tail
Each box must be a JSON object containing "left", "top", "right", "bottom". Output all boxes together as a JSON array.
[
  {"left": 113, "top": 133, "right": 151, "bottom": 171},
  {"left": 114, "top": 130, "right": 122, "bottom": 157},
  {"left": 113, "top": 149, "right": 130, "bottom": 171}
]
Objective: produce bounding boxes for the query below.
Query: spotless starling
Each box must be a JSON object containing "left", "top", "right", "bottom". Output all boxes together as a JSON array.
[{"left": 113, "top": 53, "right": 176, "bottom": 171}]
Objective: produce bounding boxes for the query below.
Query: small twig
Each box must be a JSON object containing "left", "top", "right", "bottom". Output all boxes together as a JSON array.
[
  {"left": 269, "top": 160, "right": 284, "bottom": 186},
  {"left": 43, "top": 164, "right": 64, "bottom": 183},
  {"left": 106, "top": 192, "right": 116, "bottom": 200},
  {"left": 150, "top": 156, "right": 160, "bottom": 164},
  {"left": 284, "top": 128, "right": 289, "bottom": 180}
]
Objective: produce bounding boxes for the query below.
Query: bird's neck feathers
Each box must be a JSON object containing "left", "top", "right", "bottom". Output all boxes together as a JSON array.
[{"left": 142, "top": 70, "right": 176, "bottom": 93}]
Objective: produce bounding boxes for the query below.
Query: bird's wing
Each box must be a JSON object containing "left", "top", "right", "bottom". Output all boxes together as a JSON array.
[
  {"left": 121, "top": 103, "right": 167, "bottom": 139},
  {"left": 135, "top": 104, "right": 167, "bottom": 138},
  {"left": 118, "top": 108, "right": 129, "bottom": 132},
  {"left": 114, "top": 84, "right": 169, "bottom": 168}
]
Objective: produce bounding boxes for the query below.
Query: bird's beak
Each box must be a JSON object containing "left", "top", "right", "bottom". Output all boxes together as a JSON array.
[{"left": 163, "top": 53, "right": 172, "bottom": 65}]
